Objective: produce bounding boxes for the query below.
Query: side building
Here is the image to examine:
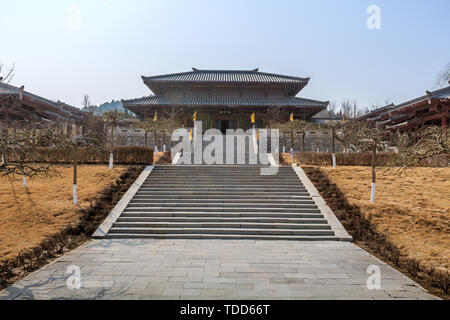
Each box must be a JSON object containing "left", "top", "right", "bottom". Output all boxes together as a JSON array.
[
  {"left": 0, "top": 82, "right": 87, "bottom": 136},
  {"left": 360, "top": 84, "right": 450, "bottom": 133}
]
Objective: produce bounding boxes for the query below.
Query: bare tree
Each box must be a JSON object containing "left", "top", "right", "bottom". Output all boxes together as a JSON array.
[
  {"left": 265, "top": 107, "right": 288, "bottom": 125},
  {"left": 0, "top": 121, "right": 61, "bottom": 187},
  {"left": 0, "top": 61, "right": 15, "bottom": 84},
  {"left": 390, "top": 126, "right": 449, "bottom": 168},
  {"left": 341, "top": 99, "right": 352, "bottom": 119},
  {"left": 132, "top": 118, "right": 157, "bottom": 147},
  {"left": 327, "top": 101, "right": 338, "bottom": 117},
  {"left": 47, "top": 126, "right": 106, "bottom": 204},
  {"left": 355, "top": 124, "right": 392, "bottom": 203},
  {"left": 103, "top": 110, "right": 126, "bottom": 168},
  {"left": 435, "top": 62, "right": 450, "bottom": 88},
  {"left": 82, "top": 94, "right": 91, "bottom": 110}
]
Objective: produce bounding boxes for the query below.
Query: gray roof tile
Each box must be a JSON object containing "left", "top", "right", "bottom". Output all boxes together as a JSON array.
[
  {"left": 142, "top": 68, "right": 309, "bottom": 84},
  {"left": 123, "top": 95, "right": 328, "bottom": 108}
]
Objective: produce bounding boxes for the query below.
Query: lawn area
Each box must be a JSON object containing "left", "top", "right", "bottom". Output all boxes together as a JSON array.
[
  {"left": 321, "top": 166, "right": 450, "bottom": 272},
  {"left": 0, "top": 165, "right": 127, "bottom": 262}
]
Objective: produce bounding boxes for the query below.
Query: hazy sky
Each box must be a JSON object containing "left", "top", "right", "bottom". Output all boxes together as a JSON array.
[{"left": 1, "top": 0, "right": 449, "bottom": 109}]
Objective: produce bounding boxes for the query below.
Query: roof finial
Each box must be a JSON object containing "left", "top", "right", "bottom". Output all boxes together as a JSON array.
[
  {"left": 426, "top": 90, "right": 432, "bottom": 105},
  {"left": 192, "top": 67, "right": 198, "bottom": 72},
  {"left": 252, "top": 68, "right": 259, "bottom": 72},
  {"left": 19, "top": 85, "right": 24, "bottom": 100}
]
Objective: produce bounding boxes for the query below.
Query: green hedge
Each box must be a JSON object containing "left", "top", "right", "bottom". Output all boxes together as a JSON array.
[{"left": 22, "top": 146, "right": 154, "bottom": 165}]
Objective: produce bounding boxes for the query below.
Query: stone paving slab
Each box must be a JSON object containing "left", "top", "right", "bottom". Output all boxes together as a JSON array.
[{"left": 0, "top": 239, "right": 438, "bottom": 300}]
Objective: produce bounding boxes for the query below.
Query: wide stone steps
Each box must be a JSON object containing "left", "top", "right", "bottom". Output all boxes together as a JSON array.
[{"left": 104, "top": 165, "right": 336, "bottom": 240}]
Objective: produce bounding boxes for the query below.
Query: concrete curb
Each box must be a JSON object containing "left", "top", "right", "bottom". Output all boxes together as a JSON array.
[
  {"left": 292, "top": 165, "right": 353, "bottom": 242},
  {"left": 92, "top": 165, "right": 154, "bottom": 238}
]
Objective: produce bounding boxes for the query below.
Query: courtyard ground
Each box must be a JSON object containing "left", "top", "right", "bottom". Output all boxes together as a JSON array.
[
  {"left": 0, "top": 239, "right": 438, "bottom": 300},
  {"left": 321, "top": 166, "right": 450, "bottom": 272},
  {"left": 0, "top": 165, "right": 127, "bottom": 262}
]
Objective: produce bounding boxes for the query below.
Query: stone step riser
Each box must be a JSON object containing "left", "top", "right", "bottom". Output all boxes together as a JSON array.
[
  {"left": 120, "top": 212, "right": 324, "bottom": 218},
  {"left": 113, "top": 222, "right": 332, "bottom": 230},
  {"left": 134, "top": 192, "right": 310, "bottom": 196},
  {"left": 147, "top": 176, "right": 300, "bottom": 179},
  {"left": 124, "top": 206, "right": 318, "bottom": 212},
  {"left": 105, "top": 234, "right": 338, "bottom": 241},
  {"left": 138, "top": 188, "right": 306, "bottom": 192},
  {"left": 108, "top": 228, "right": 335, "bottom": 236},
  {"left": 117, "top": 217, "right": 328, "bottom": 224},
  {"left": 131, "top": 197, "right": 313, "bottom": 202},
  {"left": 143, "top": 181, "right": 302, "bottom": 184},
  {"left": 127, "top": 202, "right": 316, "bottom": 207}
]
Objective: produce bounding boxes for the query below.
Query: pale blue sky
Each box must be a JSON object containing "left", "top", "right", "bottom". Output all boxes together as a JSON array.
[{"left": 1, "top": 0, "right": 449, "bottom": 109}]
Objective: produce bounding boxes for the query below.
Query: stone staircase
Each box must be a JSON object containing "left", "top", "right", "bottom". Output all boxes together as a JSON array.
[{"left": 105, "top": 166, "right": 338, "bottom": 240}]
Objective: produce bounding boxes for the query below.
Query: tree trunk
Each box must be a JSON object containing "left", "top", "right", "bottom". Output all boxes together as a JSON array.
[
  {"left": 73, "top": 155, "right": 78, "bottom": 205},
  {"left": 371, "top": 144, "right": 376, "bottom": 203},
  {"left": 332, "top": 129, "right": 336, "bottom": 168},
  {"left": 302, "top": 132, "right": 306, "bottom": 152},
  {"left": 109, "top": 125, "right": 114, "bottom": 169},
  {"left": 144, "top": 132, "right": 148, "bottom": 147},
  {"left": 290, "top": 131, "right": 294, "bottom": 150}
]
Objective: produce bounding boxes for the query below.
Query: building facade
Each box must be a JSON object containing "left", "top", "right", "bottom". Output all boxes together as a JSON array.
[{"left": 123, "top": 68, "right": 328, "bottom": 133}]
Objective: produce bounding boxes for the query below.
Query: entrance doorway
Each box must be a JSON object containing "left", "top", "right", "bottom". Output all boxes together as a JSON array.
[{"left": 213, "top": 119, "right": 238, "bottom": 134}]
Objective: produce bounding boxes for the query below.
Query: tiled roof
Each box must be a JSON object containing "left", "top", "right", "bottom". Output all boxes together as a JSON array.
[
  {"left": 142, "top": 68, "right": 309, "bottom": 84},
  {"left": 392, "top": 85, "right": 450, "bottom": 112},
  {"left": 0, "top": 82, "right": 60, "bottom": 107},
  {"left": 0, "top": 82, "right": 86, "bottom": 121},
  {"left": 123, "top": 95, "right": 328, "bottom": 108}
]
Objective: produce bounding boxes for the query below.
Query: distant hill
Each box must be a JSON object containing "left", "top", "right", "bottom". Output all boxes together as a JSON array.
[{"left": 82, "top": 99, "right": 135, "bottom": 117}]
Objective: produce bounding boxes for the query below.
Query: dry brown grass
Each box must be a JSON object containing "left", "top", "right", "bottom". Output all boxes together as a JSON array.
[
  {"left": 321, "top": 166, "right": 450, "bottom": 271},
  {"left": 0, "top": 165, "right": 127, "bottom": 262}
]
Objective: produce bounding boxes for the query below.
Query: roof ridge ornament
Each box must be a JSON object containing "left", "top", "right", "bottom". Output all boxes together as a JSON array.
[
  {"left": 192, "top": 67, "right": 199, "bottom": 71},
  {"left": 426, "top": 90, "right": 432, "bottom": 105},
  {"left": 252, "top": 68, "right": 259, "bottom": 72}
]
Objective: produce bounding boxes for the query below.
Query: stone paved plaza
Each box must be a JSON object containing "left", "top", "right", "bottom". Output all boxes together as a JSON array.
[{"left": 0, "top": 239, "right": 438, "bottom": 300}]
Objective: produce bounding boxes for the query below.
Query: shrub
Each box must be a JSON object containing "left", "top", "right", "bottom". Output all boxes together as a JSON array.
[
  {"left": 18, "top": 146, "right": 154, "bottom": 165},
  {"left": 294, "top": 152, "right": 449, "bottom": 167}
]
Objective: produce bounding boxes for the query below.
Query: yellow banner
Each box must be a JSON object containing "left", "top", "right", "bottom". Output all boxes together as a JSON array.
[{"left": 153, "top": 110, "right": 158, "bottom": 122}]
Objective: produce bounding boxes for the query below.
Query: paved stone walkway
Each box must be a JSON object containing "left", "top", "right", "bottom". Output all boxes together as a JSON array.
[{"left": 0, "top": 239, "right": 437, "bottom": 300}]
